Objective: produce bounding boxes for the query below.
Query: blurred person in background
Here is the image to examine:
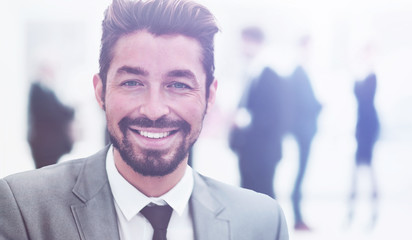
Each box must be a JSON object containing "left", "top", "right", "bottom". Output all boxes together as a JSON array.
[
  {"left": 348, "top": 43, "right": 380, "bottom": 229},
  {"left": 0, "top": 1, "right": 288, "bottom": 239},
  {"left": 27, "top": 62, "right": 75, "bottom": 169},
  {"left": 229, "top": 26, "right": 286, "bottom": 199},
  {"left": 284, "top": 35, "right": 322, "bottom": 231}
]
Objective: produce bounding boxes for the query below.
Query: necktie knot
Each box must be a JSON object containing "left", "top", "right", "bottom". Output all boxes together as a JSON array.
[{"left": 141, "top": 204, "right": 173, "bottom": 240}]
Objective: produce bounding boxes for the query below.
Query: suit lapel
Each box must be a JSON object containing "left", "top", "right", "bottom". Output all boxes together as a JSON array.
[
  {"left": 71, "top": 147, "right": 120, "bottom": 240},
  {"left": 190, "top": 173, "right": 230, "bottom": 240},
  {"left": 68, "top": 148, "right": 231, "bottom": 240}
]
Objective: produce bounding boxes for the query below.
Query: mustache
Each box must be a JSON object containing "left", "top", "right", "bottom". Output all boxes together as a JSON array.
[{"left": 118, "top": 116, "right": 191, "bottom": 133}]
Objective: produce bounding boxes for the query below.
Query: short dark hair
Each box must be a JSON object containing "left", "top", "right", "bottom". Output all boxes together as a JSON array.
[{"left": 99, "top": 0, "right": 219, "bottom": 98}]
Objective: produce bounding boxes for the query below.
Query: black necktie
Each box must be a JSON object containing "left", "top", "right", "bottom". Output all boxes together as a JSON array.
[{"left": 141, "top": 204, "right": 173, "bottom": 240}]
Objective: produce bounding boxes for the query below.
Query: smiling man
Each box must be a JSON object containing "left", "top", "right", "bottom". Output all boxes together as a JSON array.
[
  {"left": 0, "top": 0, "right": 288, "bottom": 239},
  {"left": 99, "top": 31, "right": 210, "bottom": 192}
]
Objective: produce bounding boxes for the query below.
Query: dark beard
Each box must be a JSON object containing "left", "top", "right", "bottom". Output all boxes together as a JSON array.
[{"left": 109, "top": 116, "right": 192, "bottom": 176}]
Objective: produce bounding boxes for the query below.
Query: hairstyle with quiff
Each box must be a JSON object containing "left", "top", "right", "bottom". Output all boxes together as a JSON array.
[{"left": 98, "top": 0, "right": 219, "bottom": 98}]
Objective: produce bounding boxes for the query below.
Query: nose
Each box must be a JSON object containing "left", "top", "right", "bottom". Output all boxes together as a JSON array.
[{"left": 139, "top": 89, "right": 170, "bottom": 121}]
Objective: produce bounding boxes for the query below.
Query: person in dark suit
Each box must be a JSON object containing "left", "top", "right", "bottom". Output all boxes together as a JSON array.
[
  {"left": 286, "top": 64, "right": 321, "bottom": 231},
  {"left": 229, "top": 26, "right": 286, "bottom": 198},
  {"left": 0, "top": 1, "right": 289, "bottom": 239},
  {"left": 274, "top": 35, "right": 320, "bottom": 231},
  {"left": 27, "top": 79, "right": 75, "bottom": 168}
]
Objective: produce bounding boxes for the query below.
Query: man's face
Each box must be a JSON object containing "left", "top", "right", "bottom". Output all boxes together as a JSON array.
[{"left": 94, "top": 30, "right": 216, "bottom": 177}]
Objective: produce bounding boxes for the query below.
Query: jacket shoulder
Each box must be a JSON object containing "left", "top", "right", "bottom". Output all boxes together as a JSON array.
[
  {"left": 0, "top": 158, "right": 86, "bottom": 240},
  {"left": 198, "top": 174, "right": 279, "bottom": 211},
  {"left": 3, "top": 146, "right": 109, "bottom": 193},
  {"left": 4, "top": 158, "right": 85, "bottom": 190},
  {"left": 194, "top": 173, "right": 289, "bottom": 239}
]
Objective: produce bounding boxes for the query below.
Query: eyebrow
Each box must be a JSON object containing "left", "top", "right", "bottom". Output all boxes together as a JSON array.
[
  {"left": 167, "top": 69, "right": 196, "bottom": 81},
  {"left": 116, "top": 66, "right": 197, "bottom": 82},
  {"left": 117, "top": 66, "right": 149, "bottom": 76}
]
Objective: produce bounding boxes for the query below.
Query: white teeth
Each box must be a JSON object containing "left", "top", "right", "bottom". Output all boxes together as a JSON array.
[{"left": 139, "top": 131, "right": 171, "bottom": 139}]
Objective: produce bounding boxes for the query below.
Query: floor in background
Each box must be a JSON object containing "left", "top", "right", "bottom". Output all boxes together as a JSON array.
[{"left": 193, "top": 137, "right": 412, "bottom": 240}]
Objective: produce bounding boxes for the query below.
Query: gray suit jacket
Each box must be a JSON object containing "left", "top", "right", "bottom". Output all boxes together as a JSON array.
[{"left": 0, "top": 147, "right": 288, "bottom": 240}]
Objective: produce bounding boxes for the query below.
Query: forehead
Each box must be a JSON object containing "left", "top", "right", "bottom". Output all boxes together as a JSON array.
[{"left": 108, "top": 30, "right": 205, "bottom": 80}]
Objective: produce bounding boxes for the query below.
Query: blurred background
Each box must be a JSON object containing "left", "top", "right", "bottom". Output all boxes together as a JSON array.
[{"left": 1, "top": 0, "right": 411, "bottom": 239}]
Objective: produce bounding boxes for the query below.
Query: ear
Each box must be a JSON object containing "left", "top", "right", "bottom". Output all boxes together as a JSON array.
[
  {"left": 93, "top": 74, "right": 105, "bottom": 110},
  {"left": 206, "top": 78, "right": 218, "bottom": 114}
]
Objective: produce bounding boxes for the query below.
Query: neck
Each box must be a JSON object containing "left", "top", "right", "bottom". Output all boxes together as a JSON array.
[{"left": 113, "top": 149, "right": 187, "bottom": 197}]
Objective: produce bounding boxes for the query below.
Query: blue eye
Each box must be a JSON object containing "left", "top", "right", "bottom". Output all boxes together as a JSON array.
[
  {"left": 122, "top": 81, "right": 141, "bottom": 87},
  {"left": 170, "top": 82, "right": 190, "bottom": 89}
]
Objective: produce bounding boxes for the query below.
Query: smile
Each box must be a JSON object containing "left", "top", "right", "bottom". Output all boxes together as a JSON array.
[
  {"left": 130, "top": 129, "right": 178, "bottom": 139},
  {"left": 139, "top": 131, "right": 171, "bottom": 139}
]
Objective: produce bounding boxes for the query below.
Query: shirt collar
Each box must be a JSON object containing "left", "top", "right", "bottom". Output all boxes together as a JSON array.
[{"left": 106, "top": 145, "right": 194, "bottom": 221}]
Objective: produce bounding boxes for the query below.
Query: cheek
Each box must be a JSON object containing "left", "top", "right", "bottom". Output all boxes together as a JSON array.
[
  {"left": 105, "top": 93, "right": 134, "bottom": 121},
  {"left": 175, "top": 97, "right": 207, "bottom": 123}
]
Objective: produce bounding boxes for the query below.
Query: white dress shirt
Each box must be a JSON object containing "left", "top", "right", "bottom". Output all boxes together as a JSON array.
[{"left": 106, "top": 145, "right": 194, "bottom": 240}]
